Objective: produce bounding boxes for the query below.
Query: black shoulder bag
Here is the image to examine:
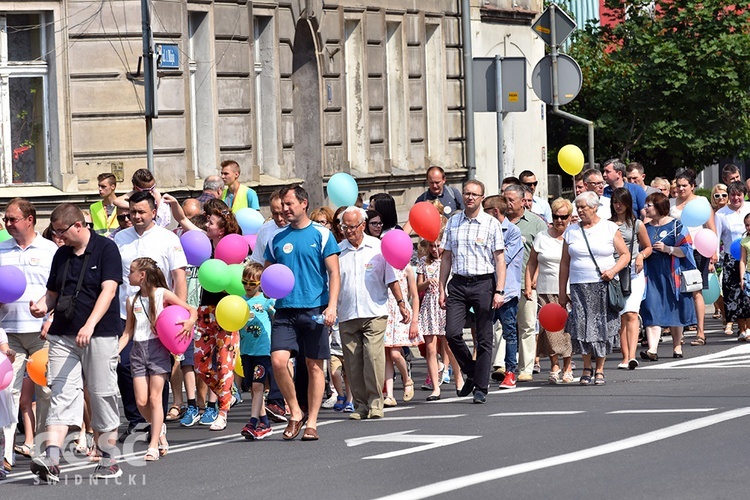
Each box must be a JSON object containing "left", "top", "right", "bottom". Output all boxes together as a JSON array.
[
  {"left": 618, "top": 219, "right": 638, "bottom": 297},
  {"left": 55, "top": 253, "right": 91, "bottom": 321},
  {"left": 580, "top": 225, "right": 626, "bottom": 313}
]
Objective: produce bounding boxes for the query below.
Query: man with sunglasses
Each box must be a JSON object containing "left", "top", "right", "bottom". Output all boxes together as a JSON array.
[
  {"left": 519, "top": 170, "right": 552, "bottom": 223},
  {"left": 0, "top": 199, "right": 58, "bottom": 468}
]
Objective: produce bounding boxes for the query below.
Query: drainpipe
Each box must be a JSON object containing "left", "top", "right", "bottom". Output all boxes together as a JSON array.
[{"left": 461, "top": 0, "right": 476, "bottom": 180}]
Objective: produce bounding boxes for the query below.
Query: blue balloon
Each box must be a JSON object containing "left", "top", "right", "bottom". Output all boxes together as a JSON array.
[
  {"left": 235, "top": 208, "right": 266, "bottom": 235},
  {"left": 702, "top": 273, "right": 720, "bottom": 304},
  {"left": 327, "top": 173, "right": 359, "bottom": 207},
  {"left": 681, "top": 197, "right": 711, "bottom": 227},
  {"left": 730, "top": 238, "right": 743, "bottom": 261}
]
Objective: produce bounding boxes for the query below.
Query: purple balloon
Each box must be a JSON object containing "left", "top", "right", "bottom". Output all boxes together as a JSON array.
[
  {"left": 260, "top": 264, "right": 295, "bottom": 299},
  {"left": 180, "top": 230, "right": 212, "bottom": 266},
  {"left": 0, "top": 266, "right": 26, "bottom": 303}
]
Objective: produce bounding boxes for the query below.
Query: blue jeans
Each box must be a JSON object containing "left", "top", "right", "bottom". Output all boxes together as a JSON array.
[{"left": 494, "top": 297, "right": 519, "bottom": 373}]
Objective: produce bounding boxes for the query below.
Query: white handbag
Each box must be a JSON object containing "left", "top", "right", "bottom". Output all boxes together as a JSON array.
[{"left": 679, "top": 269, "right": 703, "bottom": 293}]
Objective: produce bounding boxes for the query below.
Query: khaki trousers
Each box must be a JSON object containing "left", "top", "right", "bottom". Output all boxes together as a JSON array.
[{"left": 339, "top": 316, "right": 387, "bottom": 415}]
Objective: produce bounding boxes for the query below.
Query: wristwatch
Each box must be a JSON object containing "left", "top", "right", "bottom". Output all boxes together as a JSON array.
[
  {"left": 397, "top": 299, "right": 405, "bottom": 305},
  {"left": 494, "top": 290, "right": 504, "bottom": 295}
]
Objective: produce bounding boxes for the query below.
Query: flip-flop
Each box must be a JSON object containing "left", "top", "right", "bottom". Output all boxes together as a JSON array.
[
  {"left": 283, "top": 419, "right": 304, "bottom": 440},
  {"left": 300, "top": 427, "right": 319, "bottom": 441}
]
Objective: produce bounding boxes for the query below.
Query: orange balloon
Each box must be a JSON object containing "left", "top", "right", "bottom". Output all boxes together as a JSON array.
[
  {"left": 409, "top": 202, "right": 441, "bottom": 241},
  {"left": 27, "top": 348, "right": 48, "bottom": 386}
]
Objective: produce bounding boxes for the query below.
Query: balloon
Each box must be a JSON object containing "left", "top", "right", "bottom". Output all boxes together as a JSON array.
[
  {"left": 0, "top": 266, "right": 26, "bottom": 303},
  {"left": 215, "top": 295, "right": 250, "bottom": 331},
  {"left": 409, "top": 202, "right": 441, "bottom": 241},
  {"left": 327, "top": 173, "right": 359, "bottom": 207},
  {"left": 198, "top": 259, "right": 230, "bottom": 293},
  {"left": 155, "top": 305, "right": 193, "bottom": 355},
  {"left": 702, "top": 273, "right": 721, "bottom": 304},
  {"left": 180, "top": 230, "right": 212, "bottom": 266},
  {"left": 0, "top": 352, "right": 12, "bottom": 390},
  {"left": 381, "top": 230, "right": 413, "bottom": 270},
  {"left": 681, "top": 197, "right": 712, "bottom": 227},
  {"left": 0, "top": 230, "right": 11, "bottom": 243},
  {"left": 215, "top": 234, "right": 250, "bottom": 265},
  {"left": 234, "top": 358, "right": 244, "bottom": 378},
  {"left": 225, "top": 264, "right": 247, "bottom": 296},
  {"left": 260, "top": 264, "right": 295, "bottom": 299},
  {"left": 538, "top": 303, "right": 568, "bottom": 332},
  {"left": 693, "top": 228, "right": 718, "bottom": 258},
  {"left": 27, "top": 348, "right": 48, "bottom": 387},
  {"left": 236, "top": 208, "right": 265, "bottom": 236},
  {"left": 558, "top": 144, "right": 585, "bottom": 176},
  {"left": 243, "top": 234, "right": 258, "bottom": 251},
  {"left": 730, "top": 238, "right": 742, "bottom": 261}
]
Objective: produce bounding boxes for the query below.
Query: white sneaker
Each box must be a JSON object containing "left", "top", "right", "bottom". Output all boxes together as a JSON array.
[
  {"left": 739, "top": 331, "right": 750, "bottom": 342},
  {"left": 321, "top": 393, "right": 338, "bottom": 409}
]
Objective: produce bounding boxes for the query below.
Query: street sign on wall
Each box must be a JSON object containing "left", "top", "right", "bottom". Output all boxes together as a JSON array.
[{"left": 472, "top": 57, "right": 527, "bottom": 113}]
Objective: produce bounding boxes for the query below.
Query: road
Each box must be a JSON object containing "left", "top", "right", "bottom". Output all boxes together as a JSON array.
[{"left": 4, "top": 313, "right": 750, "bottom": 499}]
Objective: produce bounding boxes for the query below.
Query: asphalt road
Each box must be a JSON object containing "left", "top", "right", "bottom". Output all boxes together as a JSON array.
[{"left": 4, "top": 312, "right": 750, "bottom": 499}]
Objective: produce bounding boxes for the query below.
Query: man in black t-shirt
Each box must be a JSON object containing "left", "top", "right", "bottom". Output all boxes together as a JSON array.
[{"left": 415, "top": 166, "right": 463, "bottom": 216}]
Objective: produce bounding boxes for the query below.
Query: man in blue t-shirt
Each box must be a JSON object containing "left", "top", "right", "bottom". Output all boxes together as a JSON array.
[
  {"left": 264, "top": 184, "right": 340, "bottom": 441},
  {"left": 602, "top": 158, "right": 647, "bottom": 218}
]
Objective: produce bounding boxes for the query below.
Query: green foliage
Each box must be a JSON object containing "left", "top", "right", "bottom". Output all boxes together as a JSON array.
[{"left": 550, "top": 0, "right": 750, "bottom": 178}]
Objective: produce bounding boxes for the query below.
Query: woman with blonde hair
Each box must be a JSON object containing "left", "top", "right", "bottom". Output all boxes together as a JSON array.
[{"left": 710, "top": 183, "right": 728, "bottom": 322}]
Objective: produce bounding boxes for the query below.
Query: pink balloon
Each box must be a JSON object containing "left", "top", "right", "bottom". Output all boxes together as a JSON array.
[
  {"left": 215, "top": 233, "right": 250, "bottom": 264},
  {"left": 0, "top": 352, "right": 14, "bottom": 391},
  {"left": 156, "top": 305, "right": 193, "bottom": 355},
  {"left": 381, "top": 229, "right": 413, "bottom": 270},
  {"left": 693, "top": 228, "right": 718, "bottom": 258},
  {"left": 243, "top": 234, "right": 258, "bottom": 251}
]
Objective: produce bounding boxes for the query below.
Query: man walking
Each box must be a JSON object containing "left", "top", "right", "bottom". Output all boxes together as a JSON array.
[{"left": 220, "top": 160, "right": 260, "bottom": 212}]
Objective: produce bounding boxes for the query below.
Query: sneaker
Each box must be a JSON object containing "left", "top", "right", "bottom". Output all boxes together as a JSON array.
[
  {"left": 490, "top": 367, "right": 506, "bottom": 381},
  {"left": 241, "top": 421, "right": 257, "bottom": 439},
  {"left": 333, "top": 396, "right": 346, "bottom": 412},
  {"left": 180, "top": 406, "right": 201, "bottom": 427},
  {"left": 518, "top": 373, "right": 533, "bottom": 382},
  {"left": 533, "top": 363, "right": 541, "bottom": 374},
  {"left": 251, "top": 423, "right": 273, "bottom": 440},
  {"left": 443, "top": 366, "right": 452, "bottom": 385},
  {"left": 265, "top": 403, "right": 288, "bottom": 423},
  {"left": 209, "top": 413, "right": 227, "bottom": 431},
  {"left": 199, "top": 406, "right": 218, "bottom": 426},
  {"left": 93, "top": 462, "right": 123, "bottom": 479},
  {"left": 322, "top": 393, "right": 338, "bottom": 409},
  {"left": 421, "top": 376, "right": 433, "bottom": 391},
  {"left": 499, "top": 372, "right": 517, "bottom": 389},
  {"left": 343, "top": 401, "right": 355, "bottom": 413},
  {"left": 30, "top": 456, "right": 60, "bottom": 484}
]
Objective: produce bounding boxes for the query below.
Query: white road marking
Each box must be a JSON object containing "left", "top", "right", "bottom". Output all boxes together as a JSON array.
[
  {"left": 608, "top": 408, "right": 717, "bottom": 414},
  {"left": 345, "top": 430, "right": 481, "bottom": 460},
  {"left": 640, "top": 344, "right": 750, "bottom": 369},
  {"left": 365, "top": 414, "right": 467, "bottom": 421},
  {"left": 373, "top": 406, "right": 750, "bottom": 500},
  {"left": 489, "top": 411, "right": 585, "bottom": 417},
  {"left": 432, "top": 386, "right": 538, "bottom": 404}
]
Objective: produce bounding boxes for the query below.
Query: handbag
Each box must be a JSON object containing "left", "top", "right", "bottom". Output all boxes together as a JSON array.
[
  {"left": 55, "top": 253, "right": 90, "bottom": 321},
  {"left": 580, "top": 225, "right": 626, "bottom": 313},
  {"left": 679, "top": 268, "right": 703, "bottom": 293},
  {"left": 618, "top": 219, "right": 638, "bottom": 297}
]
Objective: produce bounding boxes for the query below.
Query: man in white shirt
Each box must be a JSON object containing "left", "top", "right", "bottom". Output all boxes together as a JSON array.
[
  {"left": 250, "top": 190, "right": 287, "bottom": 265},
  {"left": 337, "top": 207, "right": 409, "bottom": 420},
  {"left": 519, "top": 170, "right": 552, "bottom": 223},
  {"left": 0, "top": 198, "right": 58, "bottom": 465},
  {"left": 576, "top": 169, "right": 612, "bottom": 220}
]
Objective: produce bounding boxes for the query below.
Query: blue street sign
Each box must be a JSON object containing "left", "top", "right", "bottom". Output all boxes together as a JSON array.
[{"left": 157, "top": 44, "right": 179, "bottom": 69}]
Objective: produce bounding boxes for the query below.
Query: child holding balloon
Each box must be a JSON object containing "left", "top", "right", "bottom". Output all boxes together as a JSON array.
[
  {"left": 118, "top": 258, "right": 197, "bottom": 461},
  {"left": 0, "top": 328, "right": 17, "bottom": 480},
  {"left": 239, "top": 263, "right": 276, "bottom": 440}
]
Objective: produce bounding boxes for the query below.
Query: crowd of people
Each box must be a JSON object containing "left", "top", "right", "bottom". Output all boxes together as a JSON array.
[{"left": 0, "top": 160, "right": 741, "bottom": 483}]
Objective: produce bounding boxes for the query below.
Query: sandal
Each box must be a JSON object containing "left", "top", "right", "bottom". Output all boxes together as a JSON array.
[
  {"left": 159, "top": 423, "right": 169, "bottom": 456},
  {"left": 548, "top": 370, "right": 561, "bottom": 384},
  {"left": 562, "top": 371, "right": 575, "bottom": 383},
  {"left": 144, "top": 447, "right": 160, "bottom": 461},
  {"left": 579, "top": 368, "right": 593, "bottom": 386},
  {"left": 402, "top": 379, "right": 415, "bottom": 402},
  {"left": 300, "top": 427, "right": 319, "bottom": 441},
  {"left": 333, "top": 396, "right": 346, "bottom": 412},
  {"left": 594, "top": 372, "right": 606, "bottom": 386},
  {"left": 712, "top": 311, "right": 722, "bottom": 319},
  {"left": 209, "top": 413, "right": 227, "bottom": 431},
  {"left": 165, "top": 405, "right": 185, "bottom": 422},
  {"left": 14, "top": 443, "right": 34, "bottom": 458},
  {"left": 282, "top": 419, "right": 305, "bottom": 440},
  {"left": 690, "top": 336, "right": 706, "bottom": 346},
  {"left": 725, "top": 323, "right": 734, "bottom": 335}
]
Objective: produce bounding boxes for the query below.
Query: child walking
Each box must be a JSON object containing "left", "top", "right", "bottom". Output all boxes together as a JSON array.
[
  {"left": 118, "top": 258, "right": 197, "bottom": 461},
  {"left": 0, "top": 328, "right": 17, "bottom": 480},
  {"left": 239, "top": 263, "right": 276, "bottom": 440}
]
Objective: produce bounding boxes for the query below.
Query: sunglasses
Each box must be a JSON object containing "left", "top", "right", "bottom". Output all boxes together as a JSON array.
[
  {"left": 523, "top": 181, "right": 538, "bottom": 187},
  {"left": 117, "top": 214, "right": 131, "bottom": 222},
  {"left": 242, "top": 279, "right": 260, "bottom": 287},
  {"left": 551, "top": 214, "right": 571, "bottom": 220},
  {"left": 713, "top": 193, "right": 728, "bottom": 199}
]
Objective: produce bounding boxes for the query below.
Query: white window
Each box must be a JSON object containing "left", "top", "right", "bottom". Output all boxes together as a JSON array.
[{"left": 0, "top": 13, "right": 50, "bottom": 185}]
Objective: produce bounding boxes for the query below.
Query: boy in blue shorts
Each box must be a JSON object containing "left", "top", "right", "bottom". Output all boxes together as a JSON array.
[{"left": 239, "top": 263, "right": 276, "bottom": 440}]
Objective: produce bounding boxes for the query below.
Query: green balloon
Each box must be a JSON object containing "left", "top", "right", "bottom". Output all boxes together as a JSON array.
[
  {"left": 0, "top": 230, "right": 11, "bottom": 242},
  {"left": 225, "top": 264, "right": 247, "bottom": 296},
  {"left": 198, "top": 259, "right": 230, "bottom": 293}
]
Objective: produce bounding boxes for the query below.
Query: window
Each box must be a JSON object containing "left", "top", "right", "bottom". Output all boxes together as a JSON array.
[{"left": 0, "top": 13, "right": 50, "bottom": 184}]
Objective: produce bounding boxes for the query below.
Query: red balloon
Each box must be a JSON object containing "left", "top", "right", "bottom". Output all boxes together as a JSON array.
[
  {"left": 538, "top": 303, "right": 568, "bottom": 332},
  {"left": 409, "top": 202, "right": 441, "bottom": 241}
]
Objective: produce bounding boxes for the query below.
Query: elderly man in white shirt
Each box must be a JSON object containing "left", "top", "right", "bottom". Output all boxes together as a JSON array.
[{"left": 337, "top": 206, "right": 409, "bottom": 420}]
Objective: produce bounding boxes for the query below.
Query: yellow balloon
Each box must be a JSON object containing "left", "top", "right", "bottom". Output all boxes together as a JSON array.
[
  {"left": 234, "top": 359, "right": 244, "bottom": 377},
  {"left": 558, "top": 144, "right": 585, "bottom": 176},
  {"left": 215, "top": 295, "right": 250, "bottom": 332}
]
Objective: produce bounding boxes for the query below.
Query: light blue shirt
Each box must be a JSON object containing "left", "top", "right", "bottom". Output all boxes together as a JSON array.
[
  {"left": 531, "top": 195, "right": 552, "bottom": 224},
  {"left": 501, "top": 218, "right": 523, "bottom": 300}
]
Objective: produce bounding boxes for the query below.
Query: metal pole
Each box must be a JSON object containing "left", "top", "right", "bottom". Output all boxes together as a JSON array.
[
  {"left": 461, "top": 0, "right": 476, "bottom": 180},
  {"left": 142, "top": 0, "right": 155, "bottom": 173},
  {"left": 552, "top": 108, "right": 595, "bottom": 169},
  {"left": 495, "top": 55, "right": 504, "bottom": 185}
]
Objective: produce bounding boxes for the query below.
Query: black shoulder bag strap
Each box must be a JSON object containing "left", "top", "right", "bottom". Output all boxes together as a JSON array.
[
  {"left": 580, "top": 224, "right": 602, "bottom": 276},
  {"left": 60, "top": 252, "right": 91, "bottom": 298}
]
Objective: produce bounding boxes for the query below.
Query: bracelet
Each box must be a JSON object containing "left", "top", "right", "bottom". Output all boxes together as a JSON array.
[{"left": 667, "top": 246, "right": 673, "bottom": 255}]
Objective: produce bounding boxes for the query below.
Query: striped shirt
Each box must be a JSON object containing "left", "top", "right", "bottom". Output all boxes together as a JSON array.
[{"left": 441, "top": 210, "right": 505, "bottom": 276}]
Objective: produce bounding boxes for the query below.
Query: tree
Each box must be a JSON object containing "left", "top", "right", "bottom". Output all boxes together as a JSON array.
[{"left": 550, "top": 0, "right": 750, "bottom": 177}]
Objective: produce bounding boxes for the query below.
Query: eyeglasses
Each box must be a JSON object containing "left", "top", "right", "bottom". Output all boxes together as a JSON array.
[
  {"left": 117, "top": 214, "right": 131, "bottom": 222},
  {"left": 586, "top": 181, "right": 605, "bottom": 187},
  {"left": 645, "top": 203, "right": 655, "bottom": 208},
  {"left": 551, "top": 214, "right": 571, "bottom": 220},
  {"left": 368, "top": 221, "right": 383, "bottom": 227},
  {"left": 463, "top": 192, "right": 483, "bottom": 198},
  {"left": 2, "top": 215, "right": 28, "bottom": 224},
  {"left": 340, "top": 222, "right": 365, "bottom": 231},
  {"left": 713, "top": 193, "right": 728, "bottom": 199},
  {"left": 51, "top": 221, "right": 77, "bottom": 236},
  {"left": 242, "top": 279, "right": 260, "bottom": 287},
  {"left": 523, "top": 181, "right": 538, "bottom": 188}
]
